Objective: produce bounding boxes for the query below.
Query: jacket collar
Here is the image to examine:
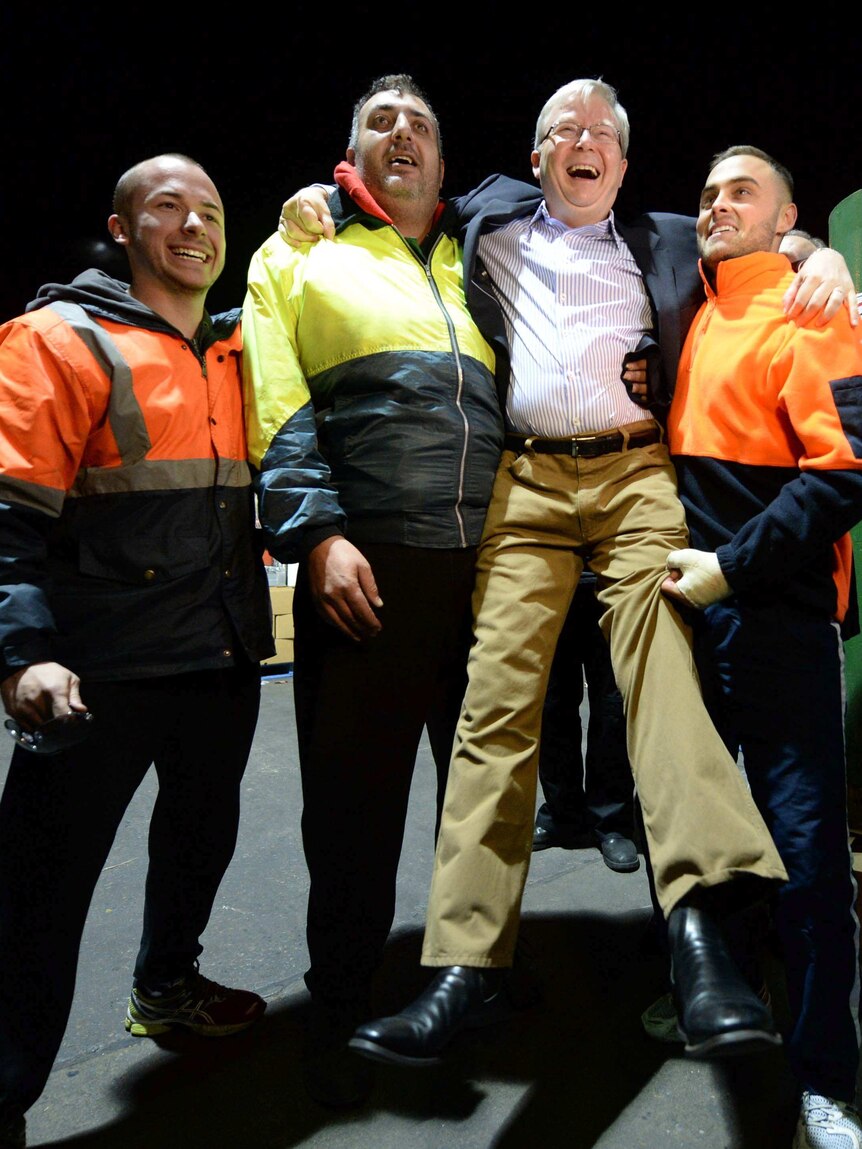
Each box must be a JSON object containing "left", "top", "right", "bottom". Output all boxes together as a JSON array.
[{"left": 331, "top": 161, "right": 446, "bottom": 235}]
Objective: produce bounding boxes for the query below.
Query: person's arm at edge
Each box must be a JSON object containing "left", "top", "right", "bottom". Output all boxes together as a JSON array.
[
  {"left": 783, "top": 246, "right": 859, "bottom": 326},
  {"left": 0, "top": 324, "right": 90, "bottom": 724},
  {"left": 279, "top": 173, "right": 542, "bottom": 247}
]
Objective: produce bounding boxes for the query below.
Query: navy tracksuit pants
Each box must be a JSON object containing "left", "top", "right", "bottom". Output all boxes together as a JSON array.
[{"left": 695, "top": 599, "right": 860, "bottom": 1102}]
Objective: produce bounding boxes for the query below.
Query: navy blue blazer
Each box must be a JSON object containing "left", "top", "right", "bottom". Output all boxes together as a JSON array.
[{"left": 447, "top": 174, "right": 701, "bottom": 419}]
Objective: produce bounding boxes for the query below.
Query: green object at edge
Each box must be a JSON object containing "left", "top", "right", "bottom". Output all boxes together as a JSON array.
[{"left": 829, "top": 190, "right": 862, "bottom": 788}]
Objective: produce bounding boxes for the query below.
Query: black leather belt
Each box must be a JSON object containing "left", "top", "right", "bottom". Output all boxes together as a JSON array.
[{"left": 504, "top": 426, "right": 661, "bottom": 458}]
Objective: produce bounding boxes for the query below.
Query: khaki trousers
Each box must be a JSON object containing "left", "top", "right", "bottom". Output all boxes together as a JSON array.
[{"left": 422, "top": 434, "right": 787, "bottom": 967}]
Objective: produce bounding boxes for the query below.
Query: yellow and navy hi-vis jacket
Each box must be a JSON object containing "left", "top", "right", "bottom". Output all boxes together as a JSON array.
[
  {"left": 0, "top": 269, "right": 275, "bottom": 681},
  {"left": 669, "top": 251, "right": 862, "bottom": 626},
  {"left": 242, "top": 165, "right": 503, "bottom": 564}
]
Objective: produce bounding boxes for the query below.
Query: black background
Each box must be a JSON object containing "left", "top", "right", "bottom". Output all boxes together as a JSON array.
[{"left": 2, "top": 12, "right": 859, "bottom": 322}]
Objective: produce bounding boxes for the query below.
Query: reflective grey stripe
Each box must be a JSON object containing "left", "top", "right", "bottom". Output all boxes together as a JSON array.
[
  {"left": 48, "top": 301, "right": 152, "bottom": 464},
  {"left": 0, "top": 473, "right": 65, "bottom": 516},
  {"left": 68, "top": 455, "right": 251, "bottom": 497}
]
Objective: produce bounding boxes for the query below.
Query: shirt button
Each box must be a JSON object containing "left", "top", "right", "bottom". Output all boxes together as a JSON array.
[{"left": 143, "top": 569, "right": 156, "bottom": 581}]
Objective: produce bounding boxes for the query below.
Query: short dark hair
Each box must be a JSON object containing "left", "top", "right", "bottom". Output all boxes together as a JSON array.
[
  {"left": 348, "top": 73, "right": 441, "bottom": 154},
  {"left": 708, "top": 145, "right": 794, "bottom": 200}
]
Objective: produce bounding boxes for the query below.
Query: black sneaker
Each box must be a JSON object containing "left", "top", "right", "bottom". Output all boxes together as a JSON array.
[{"left": 125, "top": 969, "right": 266, "bottom": 1037}]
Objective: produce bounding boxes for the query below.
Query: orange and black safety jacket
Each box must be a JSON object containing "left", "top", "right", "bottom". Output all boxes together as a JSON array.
[
  {"left": 669, "top": 251, "right": 862, "bottom": 626},
  {"left": 0, "top": 269, "right": 274, "bottom": 681}
]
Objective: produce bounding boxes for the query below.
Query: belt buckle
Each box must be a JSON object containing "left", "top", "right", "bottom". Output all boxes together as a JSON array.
[{"left": 570, "top": 434, "right": 599, "bottom": 457}]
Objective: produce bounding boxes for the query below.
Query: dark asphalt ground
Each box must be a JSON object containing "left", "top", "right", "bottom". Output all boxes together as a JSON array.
[{"left": 0, "top": 672, "right": 819, "bottom": 1148}]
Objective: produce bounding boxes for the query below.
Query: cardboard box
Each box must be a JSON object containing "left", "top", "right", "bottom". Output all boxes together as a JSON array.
[
  {"left": 262, "top": 637, "right": 293, "bottom": 667},
  {"left": 262, "top": 585, "right": 295, "bottom": 666},
  {"left": 275, "top": 613, "right": 294, "bottom": 639},
  {"left": 269, "top": 586, "right": 294, "bottom": 614}
]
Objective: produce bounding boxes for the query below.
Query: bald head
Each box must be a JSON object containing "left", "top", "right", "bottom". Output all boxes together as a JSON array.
[
  {"left": 112, "top": 153, "right": 216, "bottom": 221},
  {"left": 106, "top": 153, "right": 226, "bottom": 334}
]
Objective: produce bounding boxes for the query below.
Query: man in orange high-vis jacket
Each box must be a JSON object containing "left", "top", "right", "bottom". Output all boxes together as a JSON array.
[
  {"left": 664, "top": 145, "right": 862, "bottom": 1149},
  {"left": 0, "top": 154, "right": 275, "bottom": 1149}
]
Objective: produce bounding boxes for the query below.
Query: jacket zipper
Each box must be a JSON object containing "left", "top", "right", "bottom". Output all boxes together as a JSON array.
[{"left": 403, "top": 233, "right": 469, "bottom": 548}]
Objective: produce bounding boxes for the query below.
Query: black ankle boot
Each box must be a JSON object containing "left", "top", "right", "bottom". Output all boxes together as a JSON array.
[
  {"left": 667, "top": 905, "right": 782, "bottom": 1060},
  {"left": 349, "top": 965, "right": 508, "bottom": 1067}
]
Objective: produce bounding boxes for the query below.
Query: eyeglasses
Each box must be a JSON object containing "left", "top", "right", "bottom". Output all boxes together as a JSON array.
[
  {"left": 541, "top": 120, "right": 621, "bottom": 147},
  {"left": 5, "top": 711, "right": 95, "bottom": 755}
]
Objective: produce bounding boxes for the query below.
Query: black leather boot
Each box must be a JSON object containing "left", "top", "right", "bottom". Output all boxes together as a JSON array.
[
  {"left": 349, "top": 966, "right": 510, "bottom": 1067},
  {"left": 667, "top": 905, "right": 782, "bottom": 1060}
]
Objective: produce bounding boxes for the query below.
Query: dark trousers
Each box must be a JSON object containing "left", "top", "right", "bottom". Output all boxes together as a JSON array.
[
  {"left": 536, "top": 578, "right": 634, "bottom": 841},
  {"left": 293, "top": 543, "right": 475, "bottom": 1004},
  {"left": 695, "top": 601, "right": 860, "bottom": 1102},
  {"left": 0, "top": 664, "right": 261, "bottom": 1113}
]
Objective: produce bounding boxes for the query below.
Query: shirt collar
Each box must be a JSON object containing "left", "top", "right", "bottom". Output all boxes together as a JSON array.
[{"left": 530, "top": 202, "right": 621, "bottom": 247}]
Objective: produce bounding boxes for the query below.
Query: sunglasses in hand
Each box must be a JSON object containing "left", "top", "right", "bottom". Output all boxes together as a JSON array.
[{"left": 4, "top": 711, "right": 95, "bottom": 756}]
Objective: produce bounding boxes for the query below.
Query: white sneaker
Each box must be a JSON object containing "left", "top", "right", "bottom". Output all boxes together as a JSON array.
[{"left": 793, "top": 1091, "right": 862, "bottom": 1149}]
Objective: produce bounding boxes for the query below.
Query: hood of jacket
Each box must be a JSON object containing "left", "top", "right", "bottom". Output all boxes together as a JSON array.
[{"left": 26, "top": 268, "right": 240, "bottom": 347}]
